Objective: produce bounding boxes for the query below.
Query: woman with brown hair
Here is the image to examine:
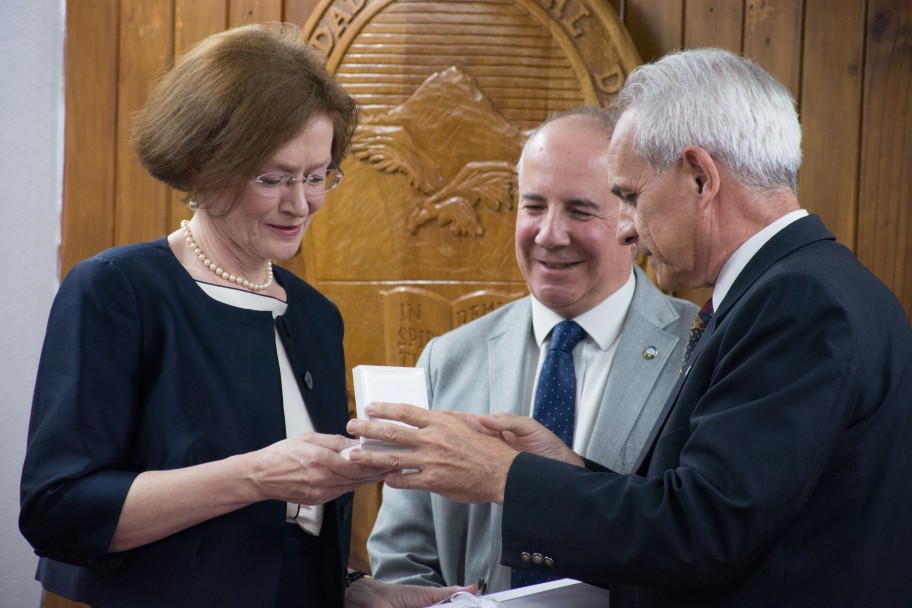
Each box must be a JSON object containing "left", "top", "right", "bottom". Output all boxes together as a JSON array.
[{"left": 20, "top": 23, "right": 460, "bottom": 608}]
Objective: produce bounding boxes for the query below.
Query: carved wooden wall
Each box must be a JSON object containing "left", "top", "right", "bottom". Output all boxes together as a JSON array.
[{"left": 58, "top": 0, "right": 911, "bottom": 594}]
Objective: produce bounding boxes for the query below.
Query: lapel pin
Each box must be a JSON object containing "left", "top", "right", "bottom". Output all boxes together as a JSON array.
[{"left": 643, "top": 346, "right": 658, "bottom": 360}]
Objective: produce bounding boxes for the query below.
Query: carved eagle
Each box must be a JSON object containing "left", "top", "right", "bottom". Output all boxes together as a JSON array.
[{"left": 350, "top": 66, "right": 523, "bottom": 237}]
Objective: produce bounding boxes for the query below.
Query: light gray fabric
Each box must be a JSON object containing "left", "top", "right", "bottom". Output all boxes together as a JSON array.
[{"left": 368, "top": 266, "right": 697, "bottom": 589}]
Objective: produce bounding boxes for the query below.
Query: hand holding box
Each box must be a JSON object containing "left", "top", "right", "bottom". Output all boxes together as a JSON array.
[{"left": 351, "top": 365, "right": 429, "bottom": 451}]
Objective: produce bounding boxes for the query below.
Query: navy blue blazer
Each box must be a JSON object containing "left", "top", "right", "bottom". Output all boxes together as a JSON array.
[
  {"left": 501, "top": 215, "right": 912, "bottom": 606},
  {"left": 20, "top": 238, "right": 353, "bottom": 606}
]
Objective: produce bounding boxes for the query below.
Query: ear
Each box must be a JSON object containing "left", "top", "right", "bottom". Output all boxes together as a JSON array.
[{"left": 681, "top": 145, "right": 719, "bottom": 206}]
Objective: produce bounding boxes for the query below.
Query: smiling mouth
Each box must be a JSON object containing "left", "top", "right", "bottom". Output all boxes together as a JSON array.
[{"left": 269, "top": 224, "right": 303, "bottom": 234}]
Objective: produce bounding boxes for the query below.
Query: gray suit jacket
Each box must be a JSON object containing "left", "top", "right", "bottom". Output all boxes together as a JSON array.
[{"left": 368, "top": 266, "right": 697, "bottom": 589}]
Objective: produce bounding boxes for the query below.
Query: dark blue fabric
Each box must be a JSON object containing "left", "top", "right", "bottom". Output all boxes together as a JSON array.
[
  {"left": 532, "top": 320, "right": 585, "bottom": 447},
  {"left": 20, "top": 238, "right": 353, "bottom": 607}
]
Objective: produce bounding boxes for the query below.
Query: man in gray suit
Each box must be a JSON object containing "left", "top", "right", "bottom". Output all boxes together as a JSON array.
[{"left": 367, "top": 107, "right": 697, "bottom": 593}]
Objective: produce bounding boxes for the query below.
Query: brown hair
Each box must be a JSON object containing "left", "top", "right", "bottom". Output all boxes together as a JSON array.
[{"left": 132, "top": 22, "right": 359, "bottom": 211}]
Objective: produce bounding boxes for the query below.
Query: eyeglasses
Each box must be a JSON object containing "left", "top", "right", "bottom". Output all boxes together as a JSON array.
[{"left": 251, "top": 168, "right": 344, "bottom": 197}]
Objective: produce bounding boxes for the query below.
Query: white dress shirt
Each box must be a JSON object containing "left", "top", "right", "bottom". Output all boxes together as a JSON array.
[{"left": 529, "top": 268, "right": 636, "bottom": 454}]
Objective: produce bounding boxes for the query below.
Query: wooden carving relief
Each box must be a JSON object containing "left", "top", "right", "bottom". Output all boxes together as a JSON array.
[
  {"left": 297, "top": 0, "right": 641, "bottom": 364},
  {"left": 383, "top": 287, "right": 527, "bottom": 366},
  {"left": 295, "top": 0, "right": 641, "bottom": 570},
  {"left": 353, "top": 66, "right": 521, "bottom": 239}
]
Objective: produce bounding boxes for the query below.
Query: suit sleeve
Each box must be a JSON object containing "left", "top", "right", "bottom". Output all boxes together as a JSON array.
[
  {"left": 501, "top": 271, "right": 860, "bottom": 587},
  {"left": 368, "top": 337, "right": 446, "bottom": 586},
  {"left": 20, "top": 257, "right": 142, "bottom": 564}
]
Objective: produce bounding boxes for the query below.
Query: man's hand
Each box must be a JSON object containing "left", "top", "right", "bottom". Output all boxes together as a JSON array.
[
  {"left": 346, "top": 403, "right": 519, "bottom": 504},
  {"left": 475, "top": 412, "right": 585, "bottom": 466}
]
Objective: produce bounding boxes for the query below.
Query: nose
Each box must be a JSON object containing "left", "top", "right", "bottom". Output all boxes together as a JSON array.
[
  {"left": 282, "top": 182, "right": 321, "bottom": 217},
  {"left": 535, "top": 208, "right": 571, "bottom": 247},
  {"left": 616, "top": 204, "right": 638, "bottom": 246}
]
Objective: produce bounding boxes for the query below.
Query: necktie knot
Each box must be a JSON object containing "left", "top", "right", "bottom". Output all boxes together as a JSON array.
[
  {"left": 549, "top": 320, "right": 585, "bottom": 353},
  {"left": 681, "top": 298, "right": 714, "bottom": 371}
]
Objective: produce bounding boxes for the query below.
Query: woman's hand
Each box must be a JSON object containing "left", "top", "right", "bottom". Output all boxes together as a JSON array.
[
  {"left": 345, "top": 576, "right": 471, "bottom": 608},
  {"left": 109, "top": 432, "right": 392, "bottom": 553},
  {"left": 246, "top": 432, "right": 395, "bottom": 505}
]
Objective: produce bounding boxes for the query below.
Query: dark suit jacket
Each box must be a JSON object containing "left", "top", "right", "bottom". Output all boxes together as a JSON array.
[
  {"left": 501, "top": 215, "right": 912, "bottom": 607},
  {"left": 19, "top": 238, "right": 353, "bottom": 607}
]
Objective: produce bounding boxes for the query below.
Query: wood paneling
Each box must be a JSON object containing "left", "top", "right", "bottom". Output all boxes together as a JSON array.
[
  {"left": 857, "top": 0, "right": 912, "bottom": 310},
  {"left": 624, "top": 0, "right": 683, "bottom": 62},
  {"left": 684, "top": 0, "right": 744, "bottom": 49},
  {"left": 284, "top": 0, "right": 322, "bottom": 24},
  {"left": 60, "top": 0, "right": 119, "bottom": 275},
  {"left": 800, "top": 0, "right": 866, "bottom": 248},
  {"left": 41, "top": 593, "right": 88, "bottom": 608},
  {"left": 51, "top": 2, "right": 912, "bottom": 603},
  {"left": 175, "top": 0, "right": 228, "bottom": 56},
  {"left": 229, "top": 0, "right": 283, "bottom": 26},
  {"left": 61, "top": 0, "right": 912, "bottom": 309},
  {"left": 113, "top": 0, "right": 173, "bottom": 246},
  {"left": 743, "top": 0, "right": 804, "bottom": 95}
]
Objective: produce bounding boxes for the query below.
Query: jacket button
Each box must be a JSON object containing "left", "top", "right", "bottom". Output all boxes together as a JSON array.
[
  {"left": 532, "top": 553, "right": 544, "bottom": 565},
  {"left": 304, "top": 371, "right": 313, "bottom": 390},
  {"left": 544, "top": 556, "right": 555, "bottom": 568},
  {"left": 520, "top": 552, "right": 532, "bottom": 563}
]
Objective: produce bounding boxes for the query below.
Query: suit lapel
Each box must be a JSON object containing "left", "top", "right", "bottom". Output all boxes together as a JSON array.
[
  {"left": 633, "top": 215, "right": 836, "bottom": 474},
  {"left": 589, "top": 267, "right": 682, "bottom": 470},
  {"left": 488, "top": 298, "right": 535, "bottom": 417},
  {"left": 715, "top": 214, "right": 835, "bottom": 323}
]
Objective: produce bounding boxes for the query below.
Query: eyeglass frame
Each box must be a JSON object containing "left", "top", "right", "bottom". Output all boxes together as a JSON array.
[{"left": 250, "top": 168, "right": 344, "bottom": 197}]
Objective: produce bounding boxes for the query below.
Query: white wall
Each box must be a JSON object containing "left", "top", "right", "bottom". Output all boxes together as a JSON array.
[{"left": 0, "top": 1, "right": 65, "bottom": 606}]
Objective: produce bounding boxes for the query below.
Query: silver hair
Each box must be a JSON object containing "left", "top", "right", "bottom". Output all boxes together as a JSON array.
[{"left": 611, "top": 48, "right": 802, "bottom": 194}]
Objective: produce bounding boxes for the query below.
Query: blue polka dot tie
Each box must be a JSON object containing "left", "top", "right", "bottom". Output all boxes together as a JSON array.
[
  {"left": 681, "top": 298, "right": 714, "bottom": 372},
  {"left": 511, "top": 319, "right": 585, "bottom": 590}
]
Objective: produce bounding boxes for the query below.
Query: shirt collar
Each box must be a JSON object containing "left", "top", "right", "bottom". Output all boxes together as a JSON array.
[
  {"left": 713, "top": 209, "right": 808, "bottom": 310},
  {"left": 531, "top": 268, "right": 636, "bottom": 350}
]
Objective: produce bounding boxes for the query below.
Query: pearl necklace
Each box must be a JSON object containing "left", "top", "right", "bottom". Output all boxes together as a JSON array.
[{"left": 180, "top": 220, "right": 273, "bottom": 292}]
